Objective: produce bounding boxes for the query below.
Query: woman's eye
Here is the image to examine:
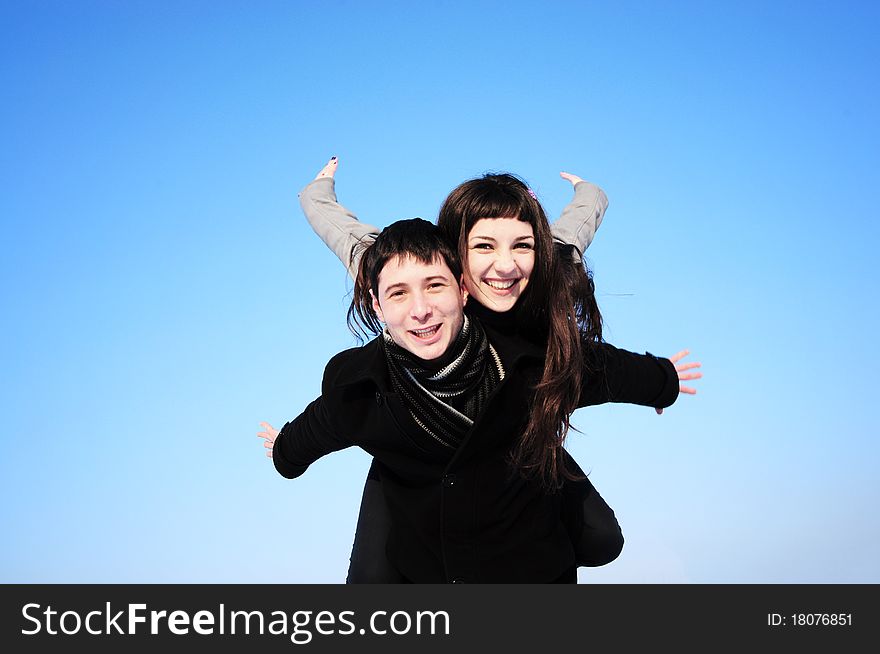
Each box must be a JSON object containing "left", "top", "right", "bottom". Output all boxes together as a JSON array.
[
  {"left": 515, "top": 242, "right": 534, "bottom": 250},
  {"left": 472, "top": 243, "right": 493, "bottom": 250}
]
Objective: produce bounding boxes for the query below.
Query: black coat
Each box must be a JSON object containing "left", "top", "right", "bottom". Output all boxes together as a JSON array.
[{"left": 273, "top": 325, "right": 679, "bottom": 582}]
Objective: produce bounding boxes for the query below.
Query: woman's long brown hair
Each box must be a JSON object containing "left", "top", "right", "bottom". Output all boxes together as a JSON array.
[{"left": 438, "top": 173, "right": 603, "bottom": 490}]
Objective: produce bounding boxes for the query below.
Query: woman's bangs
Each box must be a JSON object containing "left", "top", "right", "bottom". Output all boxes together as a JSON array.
[{"left": 466, "top": 187, "right": 524, "bottom": 223}]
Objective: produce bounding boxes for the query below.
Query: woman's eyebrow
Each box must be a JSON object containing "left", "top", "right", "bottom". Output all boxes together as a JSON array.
[{"left": 469, "top": 234, "right": 534, "bottom": 242}]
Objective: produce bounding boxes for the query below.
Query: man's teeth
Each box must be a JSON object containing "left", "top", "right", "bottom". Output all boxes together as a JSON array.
[
  {"left": 411, "top": 325, "right": 440, "bottom": 337},
  {"left": 485, "top": 279, "right": 517, "bottom": 290}
]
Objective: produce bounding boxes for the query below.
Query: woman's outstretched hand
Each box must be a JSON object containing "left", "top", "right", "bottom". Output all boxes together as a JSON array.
[
  {"left": 257, "top": 421, "right": 279, "bottom": 459},
  {"left": 559, "top": 171, "right": 584, "bottom": 186},
  {"left": 314, "top": 156, "right": 338, "bottom": 180},
  {"left": 656, "top": 349, "right": 702, "bottom": 415}
]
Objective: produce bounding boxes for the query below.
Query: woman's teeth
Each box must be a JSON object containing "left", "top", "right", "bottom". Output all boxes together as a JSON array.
[{"left": 485, "top": 279, "right": 517, "bottom": 290}]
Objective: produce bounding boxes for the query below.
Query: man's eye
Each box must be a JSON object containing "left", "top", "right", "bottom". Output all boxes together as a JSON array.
[
  {"left": 389, "top": 291, "right": 405, "bottom": 298},
  {"left": 428, "top": 283, "right": 446, "bottom": 290}
]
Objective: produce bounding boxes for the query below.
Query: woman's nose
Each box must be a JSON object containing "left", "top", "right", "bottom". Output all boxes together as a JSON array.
[{"left": 493, "top": 251, "right": 517, "bottom": 274}]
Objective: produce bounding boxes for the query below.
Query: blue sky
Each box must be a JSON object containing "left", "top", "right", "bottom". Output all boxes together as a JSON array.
[{"left": 2, "top": 0, "right": 878, "bottom": 583}]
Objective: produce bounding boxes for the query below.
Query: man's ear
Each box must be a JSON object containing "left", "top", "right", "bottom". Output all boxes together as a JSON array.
[
  {"left": 459, "top": 276, "right": 469, "bottom": 306},
  {"left": 370, "top": 289, "right": 385, "bottom": 322}
]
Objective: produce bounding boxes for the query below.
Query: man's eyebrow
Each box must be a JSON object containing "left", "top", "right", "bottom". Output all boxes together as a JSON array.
[
  {"left": 384, "top": 275, "right": 451, "bottom": 293},
  {"left": 383, "top": 282, "right": 409, "bottom": 293}
]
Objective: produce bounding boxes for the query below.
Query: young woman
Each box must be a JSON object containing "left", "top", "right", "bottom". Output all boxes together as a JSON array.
[{"left": 260, "top": 218, "right": 695, "bottom": 582}]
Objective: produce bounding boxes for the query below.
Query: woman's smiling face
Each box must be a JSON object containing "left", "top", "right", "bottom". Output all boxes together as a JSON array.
[{"left": 465, "top": 217, "right": 535, "bottom": 313}]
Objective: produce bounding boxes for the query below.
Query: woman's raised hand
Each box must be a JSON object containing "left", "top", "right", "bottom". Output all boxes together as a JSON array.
[
  {"left": 656, "top": 349, "right": 702, "bottom": 415},
  {"left": 256, "top": 421, "right": 279, "bottom": 459},
  {"left": 314, "top": 156, "right": 338, "bottom": 181},
  {"left": 559, "top": 171, "right": 584, "bottom": 187}
]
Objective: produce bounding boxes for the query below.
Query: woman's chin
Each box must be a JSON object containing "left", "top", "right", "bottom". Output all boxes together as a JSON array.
[{"left": 479, "top": 293, "right": 518, "bottom": 313}]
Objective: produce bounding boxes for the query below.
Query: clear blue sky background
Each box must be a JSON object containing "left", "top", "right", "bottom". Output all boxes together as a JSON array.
[{"left": 2, "top": 0, "right": 878, "bottom": 583}]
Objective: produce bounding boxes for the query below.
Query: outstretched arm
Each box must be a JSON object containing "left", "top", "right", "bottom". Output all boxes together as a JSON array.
[
  {"left": 261, "top": 392, "right": 353, "bottom": 479},
  {"left": 580, "top": 343, "right": 701, "bottom": 412},
  {"left": 550, "top": 172, "right": 609, "bottom": 259},
  {"left": 298, "top": 157, "right": 380, "bottom": 280},
  {"left": 257, "top": 357, "right": 354, "bottom": 478}
]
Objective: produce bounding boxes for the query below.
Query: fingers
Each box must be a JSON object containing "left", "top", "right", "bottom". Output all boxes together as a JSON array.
[
  {"left": 257, "top": 422, "right": 278, "bottom": 438},
  {"left": 676, "top": 354, "right": 702, "bottom": 389},
  {"left": 258, "top": 421, "right": 276, "bottom": 459},
  {"left": 668, "top": 349, "right": 689, "bottom": 363},
  {"left": 314, "top": 156, "right": 338, "bottom": 180},
  {"left": 559, "top": 171, "right": 584, "bottom": 186}
]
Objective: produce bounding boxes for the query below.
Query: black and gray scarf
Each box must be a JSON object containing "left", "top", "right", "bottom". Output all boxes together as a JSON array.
[{"left": 382, "top": 315, "right": 505, "bottom": 450}]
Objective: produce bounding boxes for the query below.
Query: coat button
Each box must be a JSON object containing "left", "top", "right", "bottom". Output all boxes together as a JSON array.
[
  {"left": 443, "top": 474, "right": 456, "bottom": 488},
  {"left": 375, "top": 392, "right": 383, "bottom": 406}
]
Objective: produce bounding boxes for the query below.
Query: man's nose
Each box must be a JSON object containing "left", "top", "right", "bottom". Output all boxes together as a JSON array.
[{"left": 409, "top": 292, "right": 433, "bottom": 321}]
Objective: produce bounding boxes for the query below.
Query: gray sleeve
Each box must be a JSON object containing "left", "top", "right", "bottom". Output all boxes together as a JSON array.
[
  {"left": 550, "top": 181, "right": 609, "bottom": 258},
  {"left": 298, "top": 177, "right": 380, "bottom": 280}
]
